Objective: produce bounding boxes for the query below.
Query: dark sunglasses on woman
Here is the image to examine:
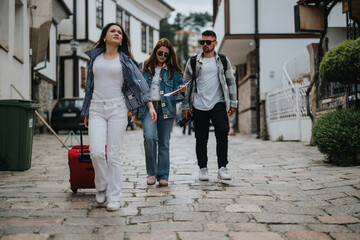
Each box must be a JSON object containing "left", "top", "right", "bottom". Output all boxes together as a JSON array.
[
  {"left": 157, "top": 51, "right": 169, "bottom": 58},
  {"left": 199, "top": 40, "right": 216, "bottom": 45}
]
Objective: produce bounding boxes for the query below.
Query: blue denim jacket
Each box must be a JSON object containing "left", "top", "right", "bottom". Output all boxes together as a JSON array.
[
  {"left": 136, "top": 63, "right": 184, "bottom": 119},
  {"left": 80, "top": 48, "right": 151, "bottom": 117}
]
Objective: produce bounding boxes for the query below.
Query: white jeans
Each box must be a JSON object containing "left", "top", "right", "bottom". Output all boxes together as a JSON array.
[{"left": 88, "top": 98, "right": 127, "bottom": 202}]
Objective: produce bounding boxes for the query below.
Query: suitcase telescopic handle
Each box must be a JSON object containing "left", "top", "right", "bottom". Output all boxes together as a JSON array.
[{"left": 79, "top": 123, "right": 85, "bottom": 157}]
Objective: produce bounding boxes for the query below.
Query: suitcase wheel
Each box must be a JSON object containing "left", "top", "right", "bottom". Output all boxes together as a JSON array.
[{"left": 71, "top": 188, "right": 78, "bottom": 194}]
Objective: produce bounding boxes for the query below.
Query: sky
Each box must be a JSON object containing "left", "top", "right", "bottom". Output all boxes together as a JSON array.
[{"left": 163, "top": 0, "right": 213, "bottom": 24}]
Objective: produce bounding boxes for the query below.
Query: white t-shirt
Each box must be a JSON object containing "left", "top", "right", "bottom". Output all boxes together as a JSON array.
[
  {"left": 150, "top": 68, "right": 161, "bottom": 101},
  {"left": 193, "top": 57, "right": 224, "bottom": 111},
  {"left": 92, "top": 53, "right": 124, "bottom": 100}
]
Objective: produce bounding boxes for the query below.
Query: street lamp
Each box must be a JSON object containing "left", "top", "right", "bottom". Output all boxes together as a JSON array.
[
  {"left": 70, "top": 39, "right": 79, "bottom": 51},
  {"left": 70, "top": 39, "right": 79, "bottom": 97}
]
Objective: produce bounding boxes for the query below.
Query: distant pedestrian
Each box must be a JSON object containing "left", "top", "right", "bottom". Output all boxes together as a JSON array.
[
  {"left": 181, "top": 30, "right": 238, "bottom": 181},
  {"left": 134, "top": 38, "right": 185, "bottom": 186},
  {"left": 182, "top": 120, "right": 192, "bottom": 135},
  {"left": 80, "top": 23, "right": 157, "bottom": 211}
]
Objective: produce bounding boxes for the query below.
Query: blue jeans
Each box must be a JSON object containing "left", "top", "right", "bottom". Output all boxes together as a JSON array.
[{"left": 141, "top": 105, "right": 174, "bottom": 181}]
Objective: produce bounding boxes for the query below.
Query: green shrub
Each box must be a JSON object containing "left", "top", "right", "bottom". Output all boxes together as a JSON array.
[
  {"left": 312, "top": 108, "right": 360, "bottom": 166},
  {"left": 319, "top": 38, "right": 360, "bottom": 84},
  {"left": 276, "top": 135, "right": 283, "bottom": 142}
]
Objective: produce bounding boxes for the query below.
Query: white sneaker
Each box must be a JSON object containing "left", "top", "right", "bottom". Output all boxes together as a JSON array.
[
  {"left": 199, "top": 167, "right": 209, "bottom": 181},
  {"left": 96, "top": 190, "right": 106, "bottom": 204},
  {"left": 106, "top": 201, "right": 121, "bottom": 212},
  {"left": 218, "top": 167, "right": 231, "bottom": 180}
]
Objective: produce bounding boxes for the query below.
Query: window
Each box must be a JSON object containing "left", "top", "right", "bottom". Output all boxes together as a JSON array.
[
  {"left": 124, "top": 12, "right": 130, "bottom": 36},
  {"left": 58, "top": 99, "right": 84, "bottom": 109},
  {"left": 0, "top": 0, "right": 9, "bottom": 50},
  {"left": 141, "top": 24, "right": 146, "bottom": 53},
  {"left": 148, "top": 27, "right": 153, "bottom": 53},
  {"left": 81, "top": 67, "right": 86, "bottom": 89},
  {"left": 96, "top": 0, "right": 103, "bottom": 29},
  {"left": 116, "top": 6, "right": 122, "bottom": 25},
  {"left": 319, "top": 81, "right": 346, "bottom": 99},
  {"left": 46, "top": 38, "right": 50, "bottom": 62}
]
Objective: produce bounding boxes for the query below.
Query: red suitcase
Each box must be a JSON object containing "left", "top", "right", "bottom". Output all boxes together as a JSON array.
[{"left": 68, "top": 126, "right": 95, "bottom": 193}]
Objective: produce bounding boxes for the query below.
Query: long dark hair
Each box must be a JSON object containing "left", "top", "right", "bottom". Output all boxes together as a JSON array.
[
  {"left": 93, "top": 22, "right": 138, "bottom": 66},
  {"left": 144, "top": 38, "right": 183, "bottom": 80}
]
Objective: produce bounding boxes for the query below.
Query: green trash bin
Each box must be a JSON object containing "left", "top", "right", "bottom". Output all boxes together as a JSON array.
[{"left": 0, "top": 99, "right": 40, "bottom": 171}]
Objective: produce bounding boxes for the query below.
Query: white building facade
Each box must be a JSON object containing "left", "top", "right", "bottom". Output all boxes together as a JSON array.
[
  {"left": 57, "top": 0, "right": 173, "bottom": 99},
  {"left": 213, "top": 0, "right": 347, "bottom": 141},
  {"left": 0, "top": 0, "right": 31, "bottom": 100},
  {"left": 0, "top": 0, "right": 71, "bottom": 106}
]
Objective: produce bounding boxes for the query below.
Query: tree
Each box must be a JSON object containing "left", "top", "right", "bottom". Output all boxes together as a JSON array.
[
  {"left": 181, "top": 33, "right": 189, "bottom": 68},
  {"left": 160, "top": 11, "right": 213, "bottom": 44},
  {"left": 176, "top": 37, "right": 183, "bottom": 67},
  {"left": 184, "top": 12, "right": 213, "bottom": 31},
  {"left": 174, "top": 32, "right": 189, "bottom": 69},
  {"left": 173, "top": 13, "right": 186, "bottom": 31},
  {"left": 160, "top": 14, "right": 175, "bottom": 44},
  {"left": 319, "top": 38, "right": 360, "bottom": 85},
  {"left": 160, "top": 11, "right": 213, "bottom": 69},
  {"left": 304, "top": 1, "right": 340, "bottom": 145}
]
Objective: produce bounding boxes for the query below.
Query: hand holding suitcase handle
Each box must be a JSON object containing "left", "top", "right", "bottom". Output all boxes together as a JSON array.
[
  {"left": 78, "top": 123, "right": 91, "bottom": 163},
  {"left": 84, "top": 117, "right": 89, "bottom": 128},
  {"left": 79, "top": 123, "right": 85, "bottom": 157}
]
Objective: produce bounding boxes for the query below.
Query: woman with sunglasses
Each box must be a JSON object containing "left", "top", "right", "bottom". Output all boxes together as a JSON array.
[
  {"left": 80, "top": 23, "right": 157, "bottom": 211},
  {"left": 135, "top": 38, "right": 185, "bottom": 186}
]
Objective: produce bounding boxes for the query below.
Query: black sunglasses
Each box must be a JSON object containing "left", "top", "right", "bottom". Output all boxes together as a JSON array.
[
  {"left": 199, "top": 40, "right": 216, "bottom": 45},
  {"left": 157, "top": 51, "right": 169, "bottom": 58}
]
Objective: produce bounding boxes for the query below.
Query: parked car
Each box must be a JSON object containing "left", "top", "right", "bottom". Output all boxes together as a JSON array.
[{"left": 51, "top": 98, "right": 84, "bottom": 133}]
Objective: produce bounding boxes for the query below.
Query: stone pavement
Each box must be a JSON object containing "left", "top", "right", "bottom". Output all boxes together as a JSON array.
[{"left": 0, "top": 126, "right": 360, "bottom": 240}]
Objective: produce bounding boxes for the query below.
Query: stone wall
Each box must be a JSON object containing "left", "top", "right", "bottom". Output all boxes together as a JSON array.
[
  {"left": 33, "top": 73, "right": 56, "bottom": 134},
  {"left": 259, "top": 101, "right": 266, "bottom": 139},
  {"left": 236, "top": 51, "right": 258, "bottom": 135},
  {"left": 238, "top": 76, "right": 257, "bottom": 134},
  {"left": 316, "top": 95, "right": 346, "bottom": 119}
]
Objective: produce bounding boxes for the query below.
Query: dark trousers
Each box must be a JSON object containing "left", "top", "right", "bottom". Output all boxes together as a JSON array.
[
  {"left": 193, "top": 102, "right": 229, "bottom": 169},
  {"left": 182, "top": 121, "right": 191, "bottom": 135}
]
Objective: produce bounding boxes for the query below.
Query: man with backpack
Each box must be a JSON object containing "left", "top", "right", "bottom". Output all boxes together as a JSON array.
[{"left": 181, "top": 30, "right": 238, "bottom": 181}]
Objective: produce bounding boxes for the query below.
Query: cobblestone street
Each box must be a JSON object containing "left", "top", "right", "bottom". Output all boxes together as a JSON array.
[{"left": 0, "top": 127, "right": 359, "bottom": 240}]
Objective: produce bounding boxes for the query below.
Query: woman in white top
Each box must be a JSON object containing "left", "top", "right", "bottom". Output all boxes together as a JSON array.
[{"left": 81, "top": 23, "right": 157, "bottom": 211}]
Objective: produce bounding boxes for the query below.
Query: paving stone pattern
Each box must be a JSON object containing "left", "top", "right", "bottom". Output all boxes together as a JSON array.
[{"left": 0, "top": 127, "right": 359, "bottom": 239}]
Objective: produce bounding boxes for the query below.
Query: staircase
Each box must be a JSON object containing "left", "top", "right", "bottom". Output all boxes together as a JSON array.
[{"left": 282, "top": 52, "right": 311, "bottom": 89}]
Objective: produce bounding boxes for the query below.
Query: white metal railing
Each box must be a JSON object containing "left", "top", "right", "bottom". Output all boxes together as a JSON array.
[
  {"left": 266, "top": 84, "right": 311, "bottom": 141},
  {"left": 267, "top": 84, "right": 310, "bottom": 122},
  {"left": 282, "top": 52, "right": 311, "bottom": 88},
  {"left": 267, "top": 53, "right": 312, "bottom": 140}
]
